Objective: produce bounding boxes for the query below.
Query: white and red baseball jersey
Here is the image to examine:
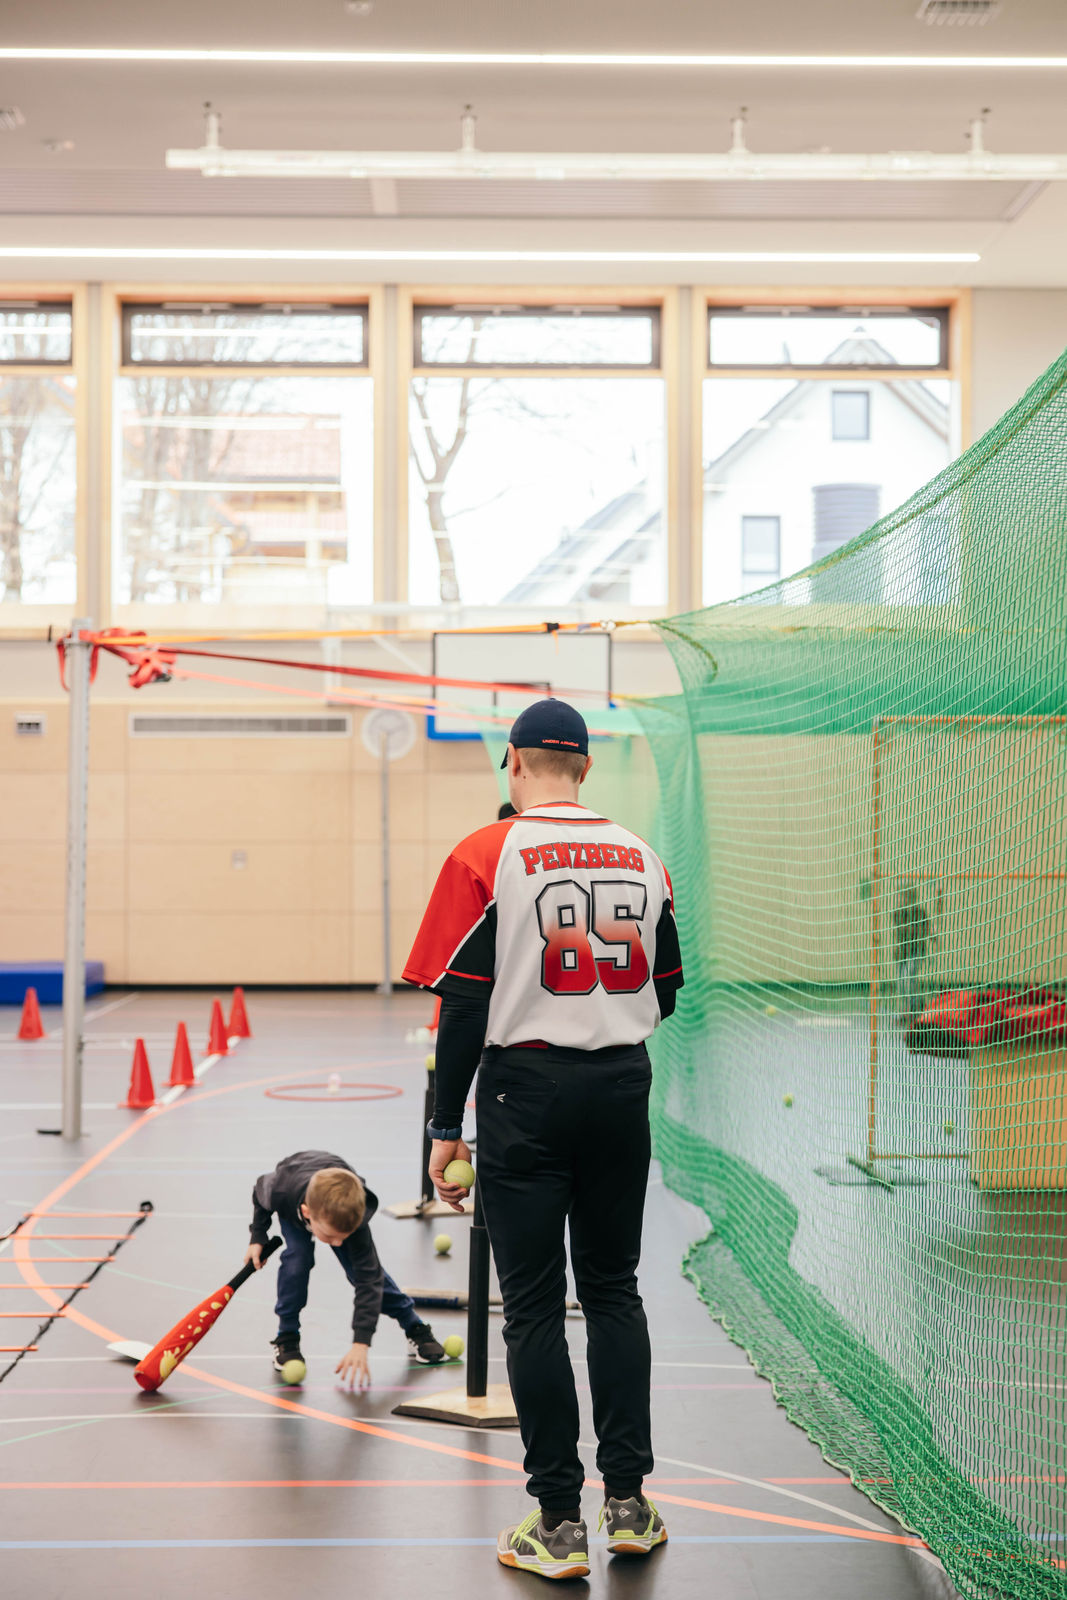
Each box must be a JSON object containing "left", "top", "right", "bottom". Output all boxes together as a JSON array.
[{"left": 403, "top": 801, "right": 683, "bottom": 1051}]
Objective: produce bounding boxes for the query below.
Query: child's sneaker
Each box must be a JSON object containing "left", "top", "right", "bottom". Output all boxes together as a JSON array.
[
  {"left": 406, "top": 1321, "right": 445, "bottom": 1364},
  {"left": 271, "top": 1333, "right": 304, "bottom": 1375},
  {"left": 497, "top": 1509, "right": 590, "bottom": 1580},
  {"left": 599, "top": 1494, "right": 668, "bottom": 1555}
]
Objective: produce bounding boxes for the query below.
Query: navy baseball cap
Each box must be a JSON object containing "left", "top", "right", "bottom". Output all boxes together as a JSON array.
[{"left": 500, "top": 699, "right": 589, "bottom": 768}]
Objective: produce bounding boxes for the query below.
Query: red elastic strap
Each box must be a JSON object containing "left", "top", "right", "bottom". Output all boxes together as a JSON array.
[{"left": 55, "top": 630, "right": 101, "bottom": 692}]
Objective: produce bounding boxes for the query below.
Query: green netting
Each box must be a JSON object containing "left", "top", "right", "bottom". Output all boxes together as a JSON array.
[{"left": 639, "top": 350, "right": 1067, "bottom": 1597}]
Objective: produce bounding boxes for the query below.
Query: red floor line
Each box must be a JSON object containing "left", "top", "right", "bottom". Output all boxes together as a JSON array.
[{"left": 10, "top": 1056, "right": 928, "bottom": 1550}]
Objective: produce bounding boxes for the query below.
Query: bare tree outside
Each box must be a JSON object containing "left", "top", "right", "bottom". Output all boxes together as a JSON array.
[
  {"left": 409, "top": 312, "right": 664, "bottom": 608},
  {"left": 410, "top": 316, "right": 616, "bottom": 606},
  {"left": 122, "top": 370, "right": 262, "bottom": 603},
  {"left": 409, "top": 317, "right": 483, "bottom": 604},
  {"left": 0, "top": 375, "right": 76, "bottom": 604},
  {"left": 118, "top": 310, "right": 370, "bottom": 606}
]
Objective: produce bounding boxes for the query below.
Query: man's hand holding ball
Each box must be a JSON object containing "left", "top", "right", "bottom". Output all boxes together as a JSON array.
[{"left": 429, "top": 1138, "right": 475, "bottom": 1212}]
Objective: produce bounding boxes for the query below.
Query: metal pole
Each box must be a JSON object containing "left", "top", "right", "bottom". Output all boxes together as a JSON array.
[
  {"left": 62, "top": 620, "right": 92, "bottom": 1141},
  {"left": 378, "top": 730, "right": 392, "bottom": 995},
  {"left": 466, "top": 1183, "right": 490, "bottom": 1399}
]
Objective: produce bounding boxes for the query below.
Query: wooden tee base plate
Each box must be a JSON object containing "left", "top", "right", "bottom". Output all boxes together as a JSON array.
[
  {"left": 392, "top": 1381, "right": 519, "bottom": 1429},
  {"left": 386, "top": 1198, "right": 474, "bottom": 1219}
]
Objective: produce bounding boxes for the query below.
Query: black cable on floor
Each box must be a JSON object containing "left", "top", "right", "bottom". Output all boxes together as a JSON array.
[{"left": 0, "top": 1201, "right": 154, "bottom": 1384}]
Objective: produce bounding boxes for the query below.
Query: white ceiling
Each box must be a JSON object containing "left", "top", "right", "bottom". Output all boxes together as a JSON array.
[{"left": 2, "top": 0, "right": 1067, "bottom": 285}]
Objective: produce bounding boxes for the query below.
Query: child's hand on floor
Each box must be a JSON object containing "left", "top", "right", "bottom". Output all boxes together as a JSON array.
[{"left": 336, "top": 1342, "right": 371, "bottom": 1390}]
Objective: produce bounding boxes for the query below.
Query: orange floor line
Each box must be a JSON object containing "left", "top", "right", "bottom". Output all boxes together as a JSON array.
[
  {"left": 11, "top": 1056, "right": 927, "bottom": 1549},
  {"left": 645, "top": 1488, "right": 926, "bottom": 1548},
  {"left": 174, "top": 1362, "right": 535, "bottom": 1474}
]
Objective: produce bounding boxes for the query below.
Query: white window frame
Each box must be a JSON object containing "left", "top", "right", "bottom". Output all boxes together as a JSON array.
[
  {"left": 398, "top": 286, "right": 679, "bottom": 625},
  {"left": 103, "top": 286, "right": 382, "bottom": 634},
  {"left": 0, "top": 285, "right": 86, "bottom": 635}
]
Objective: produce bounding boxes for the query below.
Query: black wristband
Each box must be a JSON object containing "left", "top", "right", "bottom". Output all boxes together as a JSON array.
[{"left": 427, "top": 1119, "right": 464, "bottom": 1142}]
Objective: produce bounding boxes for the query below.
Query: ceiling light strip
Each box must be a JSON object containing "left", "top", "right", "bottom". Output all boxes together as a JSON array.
[
  {"left": 0, "top": 247, "right": 981, "bottom": 263},
  {"left": 166, "top": 148, "right": 1067, "bottom": 182},
  {"left": 1, "top": 48, "right": 1066, "bottom": 68}
]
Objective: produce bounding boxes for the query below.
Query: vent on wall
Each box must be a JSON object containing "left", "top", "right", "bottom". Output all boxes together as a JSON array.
[
  {"left": 916, "top": 0, "right": 1001, "bottom": 22},
  {"left": 129, "top": 713, "right": 351, "bottom": 738}
]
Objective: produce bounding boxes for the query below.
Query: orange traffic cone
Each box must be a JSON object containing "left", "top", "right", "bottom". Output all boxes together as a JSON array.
[
  {"left": 166, "top": 1021, "right": 195, "bottom": 1088},
  {"left": 17, "top": 987, "right": 46, "bottom": 1041},
  {"left": 228, "top": 986, "right": 252, "bottom": 1039},
  {"left": 207, "top": 998, "right": 230, "bottom": 1057},
  {"left": 121, "top": 1039, "right": 156, "bottom": 1109}
]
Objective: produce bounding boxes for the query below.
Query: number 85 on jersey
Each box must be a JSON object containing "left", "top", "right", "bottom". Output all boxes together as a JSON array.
[{"left": 537, "top": 878, "right": 649, "bottom": 996}]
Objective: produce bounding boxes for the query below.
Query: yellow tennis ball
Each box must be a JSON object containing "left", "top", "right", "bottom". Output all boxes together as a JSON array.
[
  {"left": 434, "top": 1233, "right": 452, "bottom": 1255},
  {"left": 425, "top": 1052, "right": 436, "bottom": 1072},
  {"left": 783, "top": 1094, "right": 794, "bottom": 1108},
  {"left": 443, "top": 1159, "right": 475, "bottom": 1191},
  {"left": 443, "top": 1335, "right": 464, "bottom": 1360},
  {"left": 280, "top": 1358, "right": 306, "bottom": 1385},
  {"left": 764, "top": 1004, "right": 779, "bottom": 1016}
]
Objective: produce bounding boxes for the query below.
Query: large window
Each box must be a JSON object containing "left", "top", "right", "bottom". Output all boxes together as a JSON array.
[
  {"left": 702, "top": 302, "right": 958, "bottom": 605},
  {"left": 708, "top": 305, "right": 948, "bottom": 370},
  {"left": 0, "top": 286, "right": 970, "bottom": 629},
  {"left": 114, "top": 301, "right": 373, "bottom": 618},
  {"left": 124, "top": 303, "right": 367, "bottom": 367},
  {"left": 0, "top": 299, "right": 77, "bottom": 614},
  {"left": 408, "top": 303, "right": 666, "bottom": 614}
]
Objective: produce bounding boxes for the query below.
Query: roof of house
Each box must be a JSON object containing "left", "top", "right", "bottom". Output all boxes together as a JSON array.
[
  {"left": 705, "top": 334, "right": 949, "bottom": 481},
  {"left": 122, "top": 413, "right": 343, "bottom": 484},
  {"left": 218, "top": 420, "right": 342, "bottom": 482},
  {"left": 501, "top": 487, "right": 660, "bottom": 605},
  {"left": 501, "top": 335, "right": 949, "bottom": 604}
]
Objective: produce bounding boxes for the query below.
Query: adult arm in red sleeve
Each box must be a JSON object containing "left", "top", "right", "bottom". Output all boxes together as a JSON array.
[
  {"left": 405, "top": 843, "right": 497, "bottom": 1125},
  {"left": 402, "top": 852, "right": 496, "bottom": 990}
]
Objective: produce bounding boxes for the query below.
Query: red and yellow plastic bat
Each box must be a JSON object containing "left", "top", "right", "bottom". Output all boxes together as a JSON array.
[{"left": 134, "top": 1236, "right": 282, "bottom": 1392}]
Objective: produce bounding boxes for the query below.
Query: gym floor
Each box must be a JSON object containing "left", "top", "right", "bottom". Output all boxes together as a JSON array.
[{"left": 0, "top": 990, "right": 959, "bottom": 1598}]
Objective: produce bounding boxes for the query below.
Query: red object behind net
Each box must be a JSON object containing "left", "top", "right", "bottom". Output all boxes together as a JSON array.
[{"left": 909, "top": 987, "right": 1067, "bottom": 1056}]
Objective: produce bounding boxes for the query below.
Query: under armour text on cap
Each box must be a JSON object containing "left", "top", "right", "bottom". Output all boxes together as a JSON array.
[{"left": 500, "top": 699, "right": 589, "bottom": 768}]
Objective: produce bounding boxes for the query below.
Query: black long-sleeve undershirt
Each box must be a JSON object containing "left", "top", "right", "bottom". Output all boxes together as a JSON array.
[
  {"left": 433, "top": 987, "right": 491, "bottom": 1131},
  {"left": 432, "top": 975, "right": 680, "bottom": 1132}
]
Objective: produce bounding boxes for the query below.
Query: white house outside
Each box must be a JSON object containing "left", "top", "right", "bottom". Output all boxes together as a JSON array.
[{"left": 702, "top": 336, "right": 955, "bottom": 605}]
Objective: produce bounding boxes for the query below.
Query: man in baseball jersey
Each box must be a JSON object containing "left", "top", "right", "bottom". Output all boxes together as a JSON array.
[{"left": 403, "top": 698, "right": 683, "bottom": 1581}]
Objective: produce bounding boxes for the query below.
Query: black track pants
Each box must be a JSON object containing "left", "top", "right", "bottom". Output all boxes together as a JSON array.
[{"left": 476, "top": 1043, "right": 654, "bottom": 1509}]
